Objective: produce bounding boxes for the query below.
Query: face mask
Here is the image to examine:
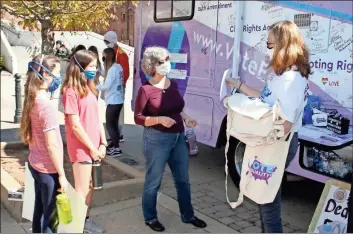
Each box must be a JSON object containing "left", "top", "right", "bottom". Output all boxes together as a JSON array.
[
  {"left": 105, "top": 41, "right": 115, "bottom": 48},
  {"left": 73, "top": 55, "right": 97, "bottom": 80},
  {"left": 155, "top": 61, "right": 171, "bottom": 76},
  {"left": 48, "top": 76, "right": 61, "bottom": 93},
  {"left": 84, "top": 70, "right": 97, "bottom": 80},
  {"left": 28, "top": 61, "right": 61, "bottom": 92}
]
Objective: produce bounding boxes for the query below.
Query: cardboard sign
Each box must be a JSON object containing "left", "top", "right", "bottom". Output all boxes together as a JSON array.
[{"left": 308, "top": 180, "right": 351, "bottom": 233}]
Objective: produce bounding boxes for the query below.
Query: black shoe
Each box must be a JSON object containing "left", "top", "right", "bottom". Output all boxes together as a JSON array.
[
  {"left": 145, "top": 221, "right": 165, "bottom": 232},
  {"left": 185, "top": 217, "right": 207, "bottom": 228}
]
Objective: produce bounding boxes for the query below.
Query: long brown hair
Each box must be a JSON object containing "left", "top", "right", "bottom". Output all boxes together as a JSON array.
[
  {"left": 61, "top": 50, "right": 98, "bottom": 97},
  {"left": 268, "top": 20, "right": 312, "bottom": 79},
  {"left": 103, "top": 47, "right": 116, "bottom": 78},
  {"left": 20, "top": 55, "right": 60, "bottom": 145}
]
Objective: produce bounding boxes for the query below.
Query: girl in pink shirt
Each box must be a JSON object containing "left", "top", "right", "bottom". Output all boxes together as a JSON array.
[
  {"left": 20, "top": 55, "right": 68, "bottom": 233},
  {"left": 61, "top": 50, "right": 107, "bottom": 233}
]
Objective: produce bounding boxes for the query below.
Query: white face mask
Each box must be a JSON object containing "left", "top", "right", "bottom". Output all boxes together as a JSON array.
[
  {"left": 155, "top": 61, "right": 171, "bottom": 76},
  {"left": 107, "top": 42, "right": 115, "bottom": 48}
]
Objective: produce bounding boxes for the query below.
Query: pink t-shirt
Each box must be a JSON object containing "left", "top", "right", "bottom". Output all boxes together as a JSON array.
[
  {"left": 62, "top": 88, "right": 101, "bottom": 163},
  {"left": 29, "top": 98, "right": 63, "bottom": 174}
]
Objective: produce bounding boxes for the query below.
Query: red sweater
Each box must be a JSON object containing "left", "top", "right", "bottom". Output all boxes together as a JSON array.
[{"left": 114, "top": 45, "right": 130, "bottom": 88}]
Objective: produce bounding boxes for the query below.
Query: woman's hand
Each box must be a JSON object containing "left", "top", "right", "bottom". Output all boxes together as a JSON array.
[
  {"left": 90, "top": 148, "right": 101, "bottom": 161},
  {"left": 159, "top": 116, "right": 176, "bottom": 128},
  {"left": 226, "top": 79, "right": 241, "bottom": 89},
  {"left": 58, "top": 175, "right": 69, "bottom": 192},
  {"left": 184, "top": 118, "right": 197, "bottom": 128},
  {"left": 98, "top": 145, "right": 106, "bottom": 159}
]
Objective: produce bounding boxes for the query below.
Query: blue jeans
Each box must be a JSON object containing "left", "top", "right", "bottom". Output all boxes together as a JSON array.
[
  {"left": 29, "top": 163, "right": 60, "bottom": 233},
  {"left": 259, "top": 132, "right": 298, "bottom": 233},
  {"left": 142, "top": 127, "right": 194, "bottom": 223}
]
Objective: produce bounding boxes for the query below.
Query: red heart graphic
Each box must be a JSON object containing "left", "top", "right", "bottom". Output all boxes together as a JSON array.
[{"left": 322, "top": 77, "right": 328, "bottom": 85}]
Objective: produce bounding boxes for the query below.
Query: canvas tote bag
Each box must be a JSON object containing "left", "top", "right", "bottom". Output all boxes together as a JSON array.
[{"left": 224, "top": 97, "right": 294, "bottom": 208}]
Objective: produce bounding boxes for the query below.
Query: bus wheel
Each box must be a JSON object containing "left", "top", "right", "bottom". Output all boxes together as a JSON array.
[{"left": 226, "top": 136, "right": 245, "bottom": 188}]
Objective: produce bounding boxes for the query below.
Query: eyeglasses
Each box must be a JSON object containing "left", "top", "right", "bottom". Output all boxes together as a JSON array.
[{"left": 158, "top": 56, "right": 170, "bottom": 65}]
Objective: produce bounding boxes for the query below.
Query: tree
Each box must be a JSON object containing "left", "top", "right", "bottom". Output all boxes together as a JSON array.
[{"left": 0, "top": 1, "right": 141, "bottom": 54}]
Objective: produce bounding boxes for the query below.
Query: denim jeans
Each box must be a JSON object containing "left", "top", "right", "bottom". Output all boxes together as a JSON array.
[
  {"left": 259, "top": 132, "right": 298, "bottom": 233},
  {"left": 142, "top": 127, "right": 194, "bottom": 223},
  {"left": 29, "top": 163, "right": 60, "bottom": 233}
]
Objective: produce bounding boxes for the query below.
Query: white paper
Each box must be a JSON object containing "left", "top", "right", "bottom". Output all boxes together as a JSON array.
[
  {"left": 57, "top": 184, "right": 88, "bottom": 233},
  {"left": 170, "top": 53, "right": 188, "bottom": 63},
  {"left": 168, "top": 69, "right": 187, "bottom": 80},
  {"left": 22, "top": 162, "right": 35, "bottom": 221},
  {"left": 220, "top": 68, "right": 232, "bottom": 101}
]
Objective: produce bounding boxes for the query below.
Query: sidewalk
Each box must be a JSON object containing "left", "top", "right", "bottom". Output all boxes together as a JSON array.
[{"left": 1, "top": 193, "right": 237, "bottom": 234}]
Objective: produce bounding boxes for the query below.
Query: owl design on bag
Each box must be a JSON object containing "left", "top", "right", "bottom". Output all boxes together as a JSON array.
[{"left": 246, "top": 156, "right": 277, "bottom": 184}]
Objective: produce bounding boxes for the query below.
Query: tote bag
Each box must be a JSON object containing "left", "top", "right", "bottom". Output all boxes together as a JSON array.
[{"left": 224, "top": 97, "right": 297, "bottom": 208}]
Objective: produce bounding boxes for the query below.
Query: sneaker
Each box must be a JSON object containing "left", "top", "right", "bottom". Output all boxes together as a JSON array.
[
  {"left": 119, "top": 136, "right": 125, "bottom": 143},
  {"left": 107, "top": 147, "right": 122, "bottom": 158},
  {"left": 106, "top": 146, "right": 114, "bottom": 155},
  {"left": 83, "top": 218, "right": 104, "bottom": 233}
]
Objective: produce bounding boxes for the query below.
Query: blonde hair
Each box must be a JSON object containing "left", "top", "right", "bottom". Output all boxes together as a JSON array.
[
  {"left": 61, "top": 50, "right": 98, "bottom": 97},
  {"left": 20, "top": 54, "right": 60, "bottom": 145},
  {"left": 268, "top": 20, "right": 312, "bottom": 79}
]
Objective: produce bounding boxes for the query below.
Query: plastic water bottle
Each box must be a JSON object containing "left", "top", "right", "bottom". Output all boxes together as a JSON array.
[
  {"left": 92, "top": 160, "right": 103, "bottom": 190},
  {"left": 56, "top": 192, "right": 72, "bottom": 225},
  {"left": 185, "top": 129, "right": 198, "bottom": 156}
]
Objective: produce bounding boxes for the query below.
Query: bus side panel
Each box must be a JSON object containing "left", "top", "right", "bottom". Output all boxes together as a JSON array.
[{"left": 133, "top": 1, "right": 353, "bottom": 148}]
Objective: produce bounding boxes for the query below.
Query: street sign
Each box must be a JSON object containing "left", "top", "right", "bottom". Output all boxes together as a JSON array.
[{"left": 308, "top": 179, "right": 351, "bottom": 233}]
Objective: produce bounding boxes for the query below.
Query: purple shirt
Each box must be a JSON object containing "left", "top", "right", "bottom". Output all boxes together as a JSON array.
[{"left": 134, "top": 81, "right": 185, "bottom": 133}]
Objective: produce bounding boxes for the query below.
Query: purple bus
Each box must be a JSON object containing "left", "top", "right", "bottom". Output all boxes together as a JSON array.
[{"left": 132, "top": 1, "right": 353, "bottom": 187}]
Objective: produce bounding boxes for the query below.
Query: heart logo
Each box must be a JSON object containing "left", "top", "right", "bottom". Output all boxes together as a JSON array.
[{"left": 322, "top": 77, "right": 328, "bottom": 85}]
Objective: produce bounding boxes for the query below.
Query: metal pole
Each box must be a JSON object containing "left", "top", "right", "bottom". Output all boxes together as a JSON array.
[
  {"left": 231, "top": 1, "right": 244, "bottom": 79},
  {"left": 14, "top": 73, "right": 23, "bottom": 123}
]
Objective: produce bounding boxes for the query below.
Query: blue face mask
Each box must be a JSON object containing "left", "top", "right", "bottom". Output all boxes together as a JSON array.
[
  {"left": 28, "top": 61, "right": 61, "bottom": 92},
  {"left": 73, "top": 55, "right": 97, "bottom": 80},
  {"left": 48, "top": 77, "right": 61, "bottom": 92},
  {"left": 84, "top": 70, "right": 97, "bottom": 80}
]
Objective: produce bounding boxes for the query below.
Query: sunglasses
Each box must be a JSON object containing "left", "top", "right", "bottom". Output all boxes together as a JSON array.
[{"left": 158, "top": 56, "right": 170, "bottom": 65}]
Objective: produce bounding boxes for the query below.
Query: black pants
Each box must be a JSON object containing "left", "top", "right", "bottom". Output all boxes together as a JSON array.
[
  {"left": 106, "top": 104, "right": 123, "bottom": 148},
  {"left": 29, "top": 163, "right": 60, "bottom": 233},
  {"left": 348, "top": 173, "right": 353, "bottom": 233}
]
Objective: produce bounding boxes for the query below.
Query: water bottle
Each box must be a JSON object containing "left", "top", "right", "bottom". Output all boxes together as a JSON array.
[
  {"left": 185, "top": 129, "right": 198, "bottom": 156},
  {"left": 56, "top": 192, "right": 72, "bottom": 225},
  {"left": 92, "top": 160, "right": 103, "bottom": 190}
]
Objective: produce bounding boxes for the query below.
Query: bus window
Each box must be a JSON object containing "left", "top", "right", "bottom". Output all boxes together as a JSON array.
[{"left": 154, "top": 0, "right": 195, "bottom": 23}]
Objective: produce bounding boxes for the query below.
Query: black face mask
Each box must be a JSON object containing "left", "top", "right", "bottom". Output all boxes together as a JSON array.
[
  {"left": 266, "top": 41, "right": 274, "bottom": 50},
  {"left": 102, "top": 57, "right": 105, "bottom": 62}
]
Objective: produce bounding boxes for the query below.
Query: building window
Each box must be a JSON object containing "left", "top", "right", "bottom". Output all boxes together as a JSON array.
[{"left": 154, "top": 0, "right": 195, "bottom": 23}]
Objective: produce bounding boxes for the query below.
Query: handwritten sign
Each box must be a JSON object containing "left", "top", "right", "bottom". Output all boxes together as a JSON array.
[{"left": 308, "top": 180, "right": 351, "bottom": 233}]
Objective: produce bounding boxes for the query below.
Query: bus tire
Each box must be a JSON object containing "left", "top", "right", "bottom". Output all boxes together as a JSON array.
[{"left": 226, "top": 136, "right": 243, "bottom": 188}]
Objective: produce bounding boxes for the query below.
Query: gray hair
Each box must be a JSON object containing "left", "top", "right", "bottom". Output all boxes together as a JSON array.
[{"left": 141, "top": 46, "right": 169, "bottom": 76}]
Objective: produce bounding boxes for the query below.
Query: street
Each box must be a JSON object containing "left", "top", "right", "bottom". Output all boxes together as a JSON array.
[{"left": 1, "top": 72, "right": 323, "bottom": 233}]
